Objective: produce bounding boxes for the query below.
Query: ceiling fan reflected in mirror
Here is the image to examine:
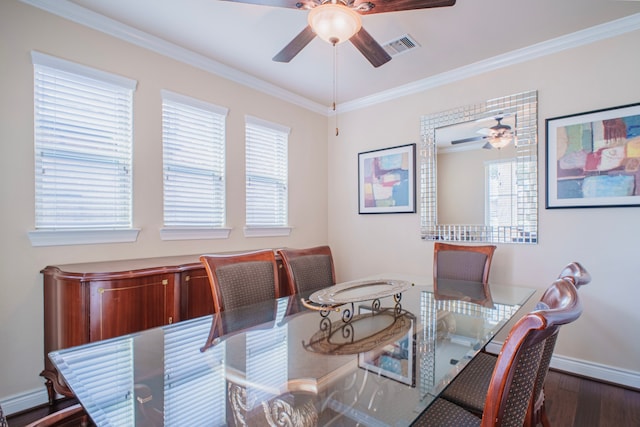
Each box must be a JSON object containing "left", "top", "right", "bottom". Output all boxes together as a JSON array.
[
  {"left": 223, "top": 0, "right": 457, "bottom": 67},
  {"left": 451, "top": 116, "right": 516, "bottom": 150},
  {"left": 486, "top": 117, "right": 516, "bottom": 149}
]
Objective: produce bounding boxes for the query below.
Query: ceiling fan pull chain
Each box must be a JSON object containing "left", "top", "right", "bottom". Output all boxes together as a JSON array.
[{"left": 333, "top": 42, "right": 339, "bottom": 136}]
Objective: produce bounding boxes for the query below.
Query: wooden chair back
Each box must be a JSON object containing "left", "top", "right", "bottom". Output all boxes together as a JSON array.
[
  {"left": 557, "top": 261, "right": 592, "bottom": 289},
  {"left": 200, "top": 250, "right": 280, "bottom": 313},
  {"left": 433, "top": 242, "right": 496, "bottom": 295},
  {"left": 433, "top": 242, "right": 497, "bottom": 283},
  {"left": 524, "top": 261, "right": 591, "bottom": 427},
  {"left": 482, "top": 277, "right": 583, "bottom": 427},
  {"left": 277, "top": 246, "right": 336, "bottom": 295}
]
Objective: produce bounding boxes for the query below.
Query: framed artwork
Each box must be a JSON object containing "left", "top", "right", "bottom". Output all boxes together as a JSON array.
[
  {"left": 358, "top": 143, "right": 416, "bottom": 214},
  {"left": 546, "top": 103, "right": 640, "bottom": 208}
]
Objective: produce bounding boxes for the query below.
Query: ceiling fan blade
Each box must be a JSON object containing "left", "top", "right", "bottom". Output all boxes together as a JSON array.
[
  {"left": 349, "top": 27, "right": 391, "bottom": 68},
  {"left": 361, "top": 0, "right": 456, "bottom": 14},
  {"left": 221, "top": 0, "right": 310, "bottom": 10},
  {"left": 451, "top": 136, "right": 486, "bottom": 145},
  {"left": 273, "top": 26, "right": 316, "bottom": 63}
]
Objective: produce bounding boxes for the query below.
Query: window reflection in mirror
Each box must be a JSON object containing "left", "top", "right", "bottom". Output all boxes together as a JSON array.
[{"left": 420, "top": 91, "right": 538, "bottom": 244}]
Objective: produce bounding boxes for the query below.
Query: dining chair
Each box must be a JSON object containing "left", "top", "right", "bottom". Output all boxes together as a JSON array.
[
  {"left": 412, "top": 274, "right": 584, "bottom": 427},
  {"left": 277, "top": 245, "right": 336, "bottom": 295},
  {"left": 433, "top": 242, "right": 496, "bottom": 295},
  {"left": 0, "top": 403, "right": 7, "bottom": 427},
  {"left": 432, "top": 262, "right": 590, "bottom": 427},
  {"left": 200, "top": 249, "right": 280, "bottom": 313}
]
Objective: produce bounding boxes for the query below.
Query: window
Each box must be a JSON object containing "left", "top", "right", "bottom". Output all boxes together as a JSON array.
[
  {"left": 29, "top": 52, "right": 138, "bottom": 247},
  {"left": 485, "top": 159, "right": 517, "bottom": 228},
  {"left": 161, "top": 90, "right": 229, "bottom": 240},
  {"left": 486, "top": 158, "right": 537, "bottom": 241},
  {"left": 245, "top": 116, "right": 291, "bottom": 237}
]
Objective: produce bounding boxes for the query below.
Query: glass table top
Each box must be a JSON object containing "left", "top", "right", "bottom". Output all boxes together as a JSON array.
[{"left": 49, "top": 276, "right": 535, "bottom": 426}]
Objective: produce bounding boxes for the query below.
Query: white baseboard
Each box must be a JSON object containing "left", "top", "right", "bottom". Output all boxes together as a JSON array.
[
  {"left": 1, "top": 387, "right": 54, "bottom": 416},
  {"left": 485, "top": 341, "right": 640, "bottom": 390}
]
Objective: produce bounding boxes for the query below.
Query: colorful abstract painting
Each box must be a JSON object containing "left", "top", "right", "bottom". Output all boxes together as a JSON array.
[
  {"left": 359, "top": 144, "right": 416, "bottom": 213},
  {"left": 546, "top": 103, "right": 640, "bottom": 208}
]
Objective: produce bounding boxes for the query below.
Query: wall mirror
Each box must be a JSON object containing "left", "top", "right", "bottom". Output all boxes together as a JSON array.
[{"left": 420, "top": 91, "right": 538, "bottom": 244}]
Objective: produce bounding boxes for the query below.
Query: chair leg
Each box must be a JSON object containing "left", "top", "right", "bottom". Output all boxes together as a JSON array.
[{"left": 539, "top": 403, "right": 551, "bottom": 427}]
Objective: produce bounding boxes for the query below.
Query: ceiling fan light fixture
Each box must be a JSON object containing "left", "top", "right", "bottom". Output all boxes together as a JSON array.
[
  {"left": 488, "top": 118, "right": 514, "bottom": 149},
  {"left": 488, "top": 135, "right": 513, "bottom": 149},
  {"left": 308, "top": 3, "right": 362, "bottom": 45}
]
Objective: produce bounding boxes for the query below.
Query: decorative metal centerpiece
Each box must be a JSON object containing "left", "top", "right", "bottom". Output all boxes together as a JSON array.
[
  {"left": 303, "top": 306, "right": 415, "bottom": 356},
  {"left": 302, "top": 278, "right": 414, "bottom": 322}
]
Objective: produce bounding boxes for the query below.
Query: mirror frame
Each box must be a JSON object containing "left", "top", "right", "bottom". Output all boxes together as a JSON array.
[{"left": 420, "top": 90, "right": 538, "bottom": 244}]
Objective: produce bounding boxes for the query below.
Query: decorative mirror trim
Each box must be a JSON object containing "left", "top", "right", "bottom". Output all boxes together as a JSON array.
[{"left": 420, "top": 90, "right": 538, "bottom": 244}]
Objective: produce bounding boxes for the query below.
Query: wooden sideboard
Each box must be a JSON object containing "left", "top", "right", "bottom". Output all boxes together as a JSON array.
[{"left": 41, "top": 252, "right": 290, "bottom": 404}]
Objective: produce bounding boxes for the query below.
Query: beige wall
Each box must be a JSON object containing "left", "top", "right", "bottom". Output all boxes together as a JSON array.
[
  {"left": 2, "top": 0, "right": 640, "bottom": 411},
  {"left": 328, "top": 30, "right": 640, "bottom": 384},
  {"left": 0, "top": 1, "right": 328, "bottom": 403}
]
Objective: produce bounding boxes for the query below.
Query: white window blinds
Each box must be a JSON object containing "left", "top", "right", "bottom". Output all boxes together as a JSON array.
[
  {"left": 32, "top": 52, "right": 136, "bottom": 231},
  {"left": 245, "top": 116, "right": 289, "bottom": 229},
  {"left": 162, "top": 91, "right": 228, "bottom": 230},
  {"left": 486, "top": 159, "right": 517, "bottom": 228}
]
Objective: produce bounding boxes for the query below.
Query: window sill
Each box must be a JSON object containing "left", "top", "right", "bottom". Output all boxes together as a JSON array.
[
  {"left": 28, "top": 228, "right": 140, "bottom": 247},
  {"left": 243, "top": 226, "right": 292, "bottom": 238},
  {"left": 160, "top": 227, "right": 231, "bottom": 241}
]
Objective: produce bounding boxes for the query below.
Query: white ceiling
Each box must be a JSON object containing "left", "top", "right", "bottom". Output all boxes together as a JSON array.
[{"left": 29, "top": 0, "right": 640, "bottom": 112}]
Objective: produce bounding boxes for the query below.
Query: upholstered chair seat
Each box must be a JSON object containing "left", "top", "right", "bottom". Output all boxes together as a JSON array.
[{"left": 412, "top": 398, "right": 481, "bottom": 427}]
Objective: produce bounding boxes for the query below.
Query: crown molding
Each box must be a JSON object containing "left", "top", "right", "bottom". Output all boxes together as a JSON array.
[
  {"left": 20, "top": 1, "right": 640, "bottom": 117},
  {"left": 337, "top": 12, "right": 640, "bottom": 114},
  {"left": 20, "top": 0, "right": 328, "bottom": 115}
]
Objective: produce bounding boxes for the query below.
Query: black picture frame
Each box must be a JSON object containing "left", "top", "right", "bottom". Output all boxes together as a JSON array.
[
  {"left": 358, "top": 143, "right": 416, "bottom": 214},
  {"left": 546, "top": 103, "right": 640, "bottom": 209}
]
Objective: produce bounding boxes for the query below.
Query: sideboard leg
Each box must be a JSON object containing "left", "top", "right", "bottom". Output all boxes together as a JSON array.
[{"left": 45, "top": 379, "right": 55, "bottom": 406}]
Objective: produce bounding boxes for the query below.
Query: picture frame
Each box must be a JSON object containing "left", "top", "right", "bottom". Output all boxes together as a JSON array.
[
  {"left": 358, "top": 143, "right": 416, "bottom": 214},
  {"left": 546, "top": 103, "right": 640, "bottom": 209}
]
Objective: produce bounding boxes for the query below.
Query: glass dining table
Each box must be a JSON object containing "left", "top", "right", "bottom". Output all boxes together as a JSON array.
[{"left": 49, "top": 275, "right": 535, "bottom": 426}]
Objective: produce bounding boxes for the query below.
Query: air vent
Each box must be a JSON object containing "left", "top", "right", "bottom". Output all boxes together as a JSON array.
[{"left": 382, "top": 34, "right": 420, "bottom": 57}]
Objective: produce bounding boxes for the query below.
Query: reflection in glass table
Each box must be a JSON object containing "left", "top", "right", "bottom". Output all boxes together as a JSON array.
[{"left": 49, "top": 276, "right": 534, "bottom": 426}]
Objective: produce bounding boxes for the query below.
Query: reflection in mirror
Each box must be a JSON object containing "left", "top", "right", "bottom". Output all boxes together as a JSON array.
[
  {"left": 420, "top": 91, "right": 538, "bottom": 244},
  {"left": 436, "top": 120, "right": 518, "bottom": 225}
]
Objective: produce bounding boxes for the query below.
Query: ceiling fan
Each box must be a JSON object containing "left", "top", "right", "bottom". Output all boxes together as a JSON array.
[
  {"left": 223, "top": 0, "right": 457, "bottom": 68},
  {"left": 451, "top": 117, "right": 516, "bottom": 149}
]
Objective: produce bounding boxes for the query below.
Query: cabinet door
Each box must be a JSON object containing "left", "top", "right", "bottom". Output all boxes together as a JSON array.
[
  {"left": 89, "top": 274, "right": 178, "bottom": 341},
  {"left": 180, "top": 267, "right": 214, "bottom": 320}
]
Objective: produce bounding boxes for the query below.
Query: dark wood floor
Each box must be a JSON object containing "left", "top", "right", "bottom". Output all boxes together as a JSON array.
[
  {"left": 7, "top": 370, "right": 640, "bottom": 426},
  {"left": 544, "top": 370, "right": 640, "bottom": 427}
]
